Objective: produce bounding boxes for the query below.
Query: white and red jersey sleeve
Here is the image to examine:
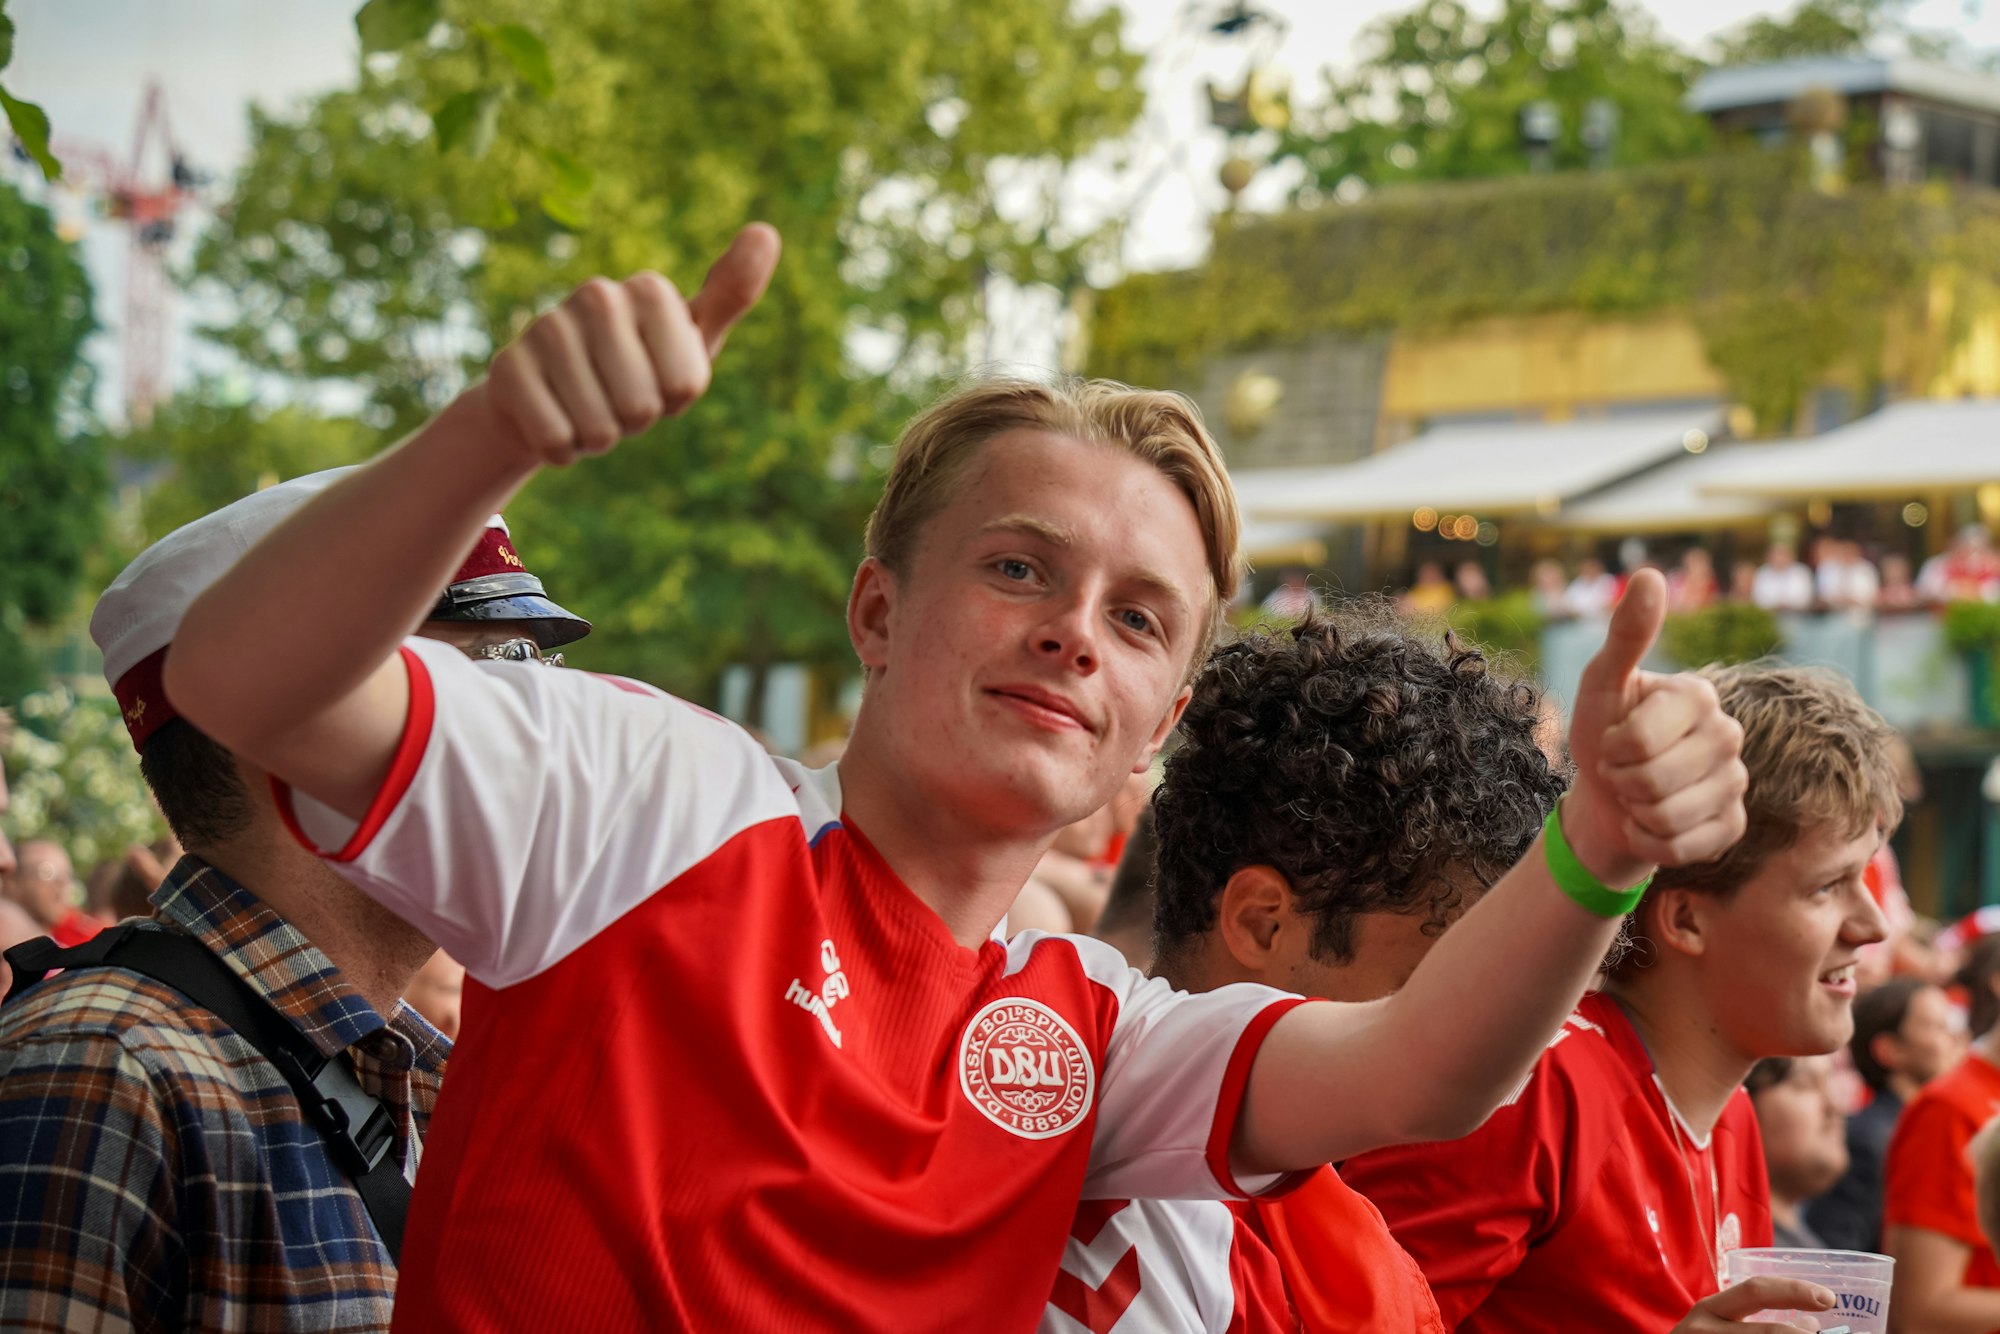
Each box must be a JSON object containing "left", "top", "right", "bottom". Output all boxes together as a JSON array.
[
  {"left": 275, "top": 634, "right": 804, "bottom": 987},
  {"left": 1038, "top": 934, "right": 1312, "bottom": 1203}
]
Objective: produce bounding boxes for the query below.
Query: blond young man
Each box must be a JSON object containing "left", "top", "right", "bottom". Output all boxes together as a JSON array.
[{"left": 163, "top": 227, "right": 1749, "bottom": 1331}]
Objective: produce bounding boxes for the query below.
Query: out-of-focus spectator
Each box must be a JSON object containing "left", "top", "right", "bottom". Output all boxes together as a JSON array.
[
  {"left": 1401, "top": 562, "right": 1455, "bottom": 617},
  {"left": 1009, "top": 772, "right": 1153, "bottom": 936},
  {"left": 1817, "top": 539, "right": 1880, "bottom": 612},
  {"left": 1746, "top": 1056, "right": 1848, "bottom": 1249},
  {"left": 1090, "top": 806, "right": 1157, "bottom": 970},
  {"left": 1917, "top": 525, "right": 2000, "bottom": 605},
  {"left": 1936, "top": 908, "right": 2000, "bottom": 972},
  {"left": 404, "top": 950, "right": 467, "bottom": 1042},
  {"left": 1878, "top": 553, "right": 1922, "bottom": 611},
  {"left": 1974, "top": 1114, "right": 2000, "bottom": 1272},
  {"left": 1562, "top": 557, "right": 1618, "bottom": 617},
  {"left": 1261, "top": 567, "right": 1322, "bottom": 620},
  {"left": 1961, "top": 936, "right": 2000, "bottom": 1043},
  {"left": 1884, "top": 959, "right": 2000, "bottom": 1327},
  {"left": 1528, "top": 558, "right": 1570, "bottom": 620},
  {"left": 1, "top": 838, "right": 98, "bottom": 947},
  {"left": 1667, "top": 547, "right": 1719, "bottom": 612},
  {"left": 1452, "top": 560, "right": 1490, "bottom": 602},
  {"left": 1752, "top": 542, "right": 1815, "bottom": 612},
  {"left": 1727, "top": 560, "right": 1758, "bottom": 603},
  {"left": 84, "top": 838, "right": 179, "bottom": 926},
  {"left": 0, "top": 899, "right": 40, "bottom": 1002},
  {"left": 1807, "top": 979, "right": 1962, "bottom": 1252}
]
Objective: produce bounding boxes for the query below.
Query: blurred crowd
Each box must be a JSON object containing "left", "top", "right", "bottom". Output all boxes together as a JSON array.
[{"left": 1287, "top": 522, "right": 2000, "bottom": 623}]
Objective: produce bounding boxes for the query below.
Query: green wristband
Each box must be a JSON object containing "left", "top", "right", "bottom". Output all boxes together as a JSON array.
[{"left": 1542, "top": 800, "right": 1652, "bottom": 918}]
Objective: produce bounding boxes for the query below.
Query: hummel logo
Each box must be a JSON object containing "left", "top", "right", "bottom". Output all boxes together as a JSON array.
[{"left": 785, "top": 938, "right": 849, "bottom": 1049}]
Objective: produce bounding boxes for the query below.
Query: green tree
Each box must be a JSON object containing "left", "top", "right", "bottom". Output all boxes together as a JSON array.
[
  {"left": 3, "top": 687, "right": 165, "bottom": 871},
  {"left": 187, "top": 0, "right": 1145, "bottom": 706},
  {"left": 1713, "top": 0, "right": 1910, "bottom": 65},
  {"left": 110, "top": 388, "right": 379, "bottom": 543},
  {"left": 0, "top": 179, "right": 99, "bottom": 704},
  {"left": 1277, "top": 0, "right": 1711, "bottom": 197}
]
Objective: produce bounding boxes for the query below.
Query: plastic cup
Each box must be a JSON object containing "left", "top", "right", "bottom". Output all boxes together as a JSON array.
[{"left": 1721, "top": 1247, "right": 1894, "bottom": 1333}]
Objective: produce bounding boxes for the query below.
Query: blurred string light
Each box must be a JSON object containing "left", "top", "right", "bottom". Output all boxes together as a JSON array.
[
  {"left": 1681, "top": 428, "right": 1709, "bottom": 454},
  {"left": 1413, "top": 506, "right": 1438, "bottom": 531},
  {"left": 1903, "top": 502, "right": 1929, "bottom": 528}
]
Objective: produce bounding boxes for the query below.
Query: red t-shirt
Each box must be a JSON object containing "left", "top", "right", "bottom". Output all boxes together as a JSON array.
[
  {"left": 1342, "top": 992, "right": 1774, "bottom": 1332},
  {"left": 277, "top": 637, "right": 1308, "bottom": 1333},
  {"left": 1883, "top": 1050, "right": 2000, "bottom": 1290}
]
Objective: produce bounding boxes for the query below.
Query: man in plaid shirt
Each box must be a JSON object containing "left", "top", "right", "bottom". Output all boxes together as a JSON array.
[{"left": 0, "top": 472, "right": 587, "bottom": 1331}]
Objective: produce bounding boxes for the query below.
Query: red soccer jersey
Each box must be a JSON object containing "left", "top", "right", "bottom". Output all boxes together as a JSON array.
[
  {"left": 275, "top": 638, "right": 1308, "bottom": 1333},
  {"left": 1341, "top": 992, "right": 1774, "bottom": 1332},
  {"left": 1043, "top": 1167, "right": 1443, "bottom": 1334},
  {"left": 1883, "top": 1050, "right": 2000, "bottom": 1291},
  {"left": 1042, "top": 1195, "right": 1296, "bottom": 1334}
]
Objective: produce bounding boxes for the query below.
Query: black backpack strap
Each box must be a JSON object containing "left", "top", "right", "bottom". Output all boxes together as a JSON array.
[{"left": 4, "top": 924, "right": 409, "bottom": 1260}]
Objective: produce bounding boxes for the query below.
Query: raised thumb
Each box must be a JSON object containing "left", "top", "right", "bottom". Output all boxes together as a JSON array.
[{"left": 1576, "top": 567, "right": 1667, "bottom": 708}]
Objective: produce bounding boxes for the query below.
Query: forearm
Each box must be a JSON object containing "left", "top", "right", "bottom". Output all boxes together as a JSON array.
[
  {"left": 1887, "top": 1227, "right": 2000, "bottom": 1334},
  {"left": 167, "top": 390, "right": 533, "bottom": 759},
  {"left": 1240, "top": 828, "right": 1623, "bottom": 1168},
  {"left": 1892, "top": 1289, "right": 2000, "bottom": 1334}
]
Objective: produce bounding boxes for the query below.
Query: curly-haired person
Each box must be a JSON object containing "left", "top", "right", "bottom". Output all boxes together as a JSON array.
[{"left": 1046, "top": 624, "right": 1856, "bottom": 1334}]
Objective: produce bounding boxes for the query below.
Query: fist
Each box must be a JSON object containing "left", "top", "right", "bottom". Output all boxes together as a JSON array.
[
  {"left": 474, "top": 223, "right": 781, "bottom": 466},
  {"left": 1563, "top": 568, "right": 1749, "bottom": 888}
]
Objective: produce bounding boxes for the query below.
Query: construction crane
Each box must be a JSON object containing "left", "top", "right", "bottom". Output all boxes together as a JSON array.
[{"left": 14, "top": 79, "right": 206, "bottom": 426}]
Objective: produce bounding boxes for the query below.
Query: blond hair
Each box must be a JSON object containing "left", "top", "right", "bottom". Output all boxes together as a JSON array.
[{"left": 863, "top": 377, "right": 1242, "bottom": 670}]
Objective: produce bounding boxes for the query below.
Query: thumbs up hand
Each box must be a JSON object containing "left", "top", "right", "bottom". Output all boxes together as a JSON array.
[
  {"left": 470, "top": 223, "right": 782, "bottom": 468},
  {"left": 1561, "top": 569, "right": 1749, "bottom": 889}
]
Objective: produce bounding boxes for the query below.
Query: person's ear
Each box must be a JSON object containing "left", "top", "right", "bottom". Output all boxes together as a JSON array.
[
  {"left": 1869, "top": 1030, "right": 1904, "bottom": 1077},
  {"left": 1134, "top": 685, "right": 1192, "bottom": 775},
  {"left": 1649, "top": 887, "right": 1713, "bottom": 963},
  {"left": 1216, "top": 865, "right": 1293, "bottom": 974},
  {"left": 848, "top": 558, "right": 897, "bottom": 672}
]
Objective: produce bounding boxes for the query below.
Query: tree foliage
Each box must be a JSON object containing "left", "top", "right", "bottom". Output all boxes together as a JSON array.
[
  {"left": 1276, "top": 0, "right": 1712, "bottom": 199},
  {"left": 3, "top": 686, "right": 165, "bottom": 871},
  {"left": 0, "top": 2, "right": 56, "bottom": 180},
  {"left": 186, "top": 0, "right": 1145, "bottom": 702},
  {"left": 1712, "top": 0, "right": 1919, "bottom": 65},
  {"left": 1089, "top": 153, "right": 2000, "bottom": 435},
  {"left": 0, "top": 180, "right": 98, "bottom": 703},
  {"left": 112, "top": 389, "right": 379, "bottom": 544}
]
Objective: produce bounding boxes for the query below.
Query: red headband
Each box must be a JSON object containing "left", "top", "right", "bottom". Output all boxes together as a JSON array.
[
  {"left": 451, "top": 528, "right": 529, "bottom": 585},
  {"left": 111, "top": 646, "right": 176, "bottom": 753}
]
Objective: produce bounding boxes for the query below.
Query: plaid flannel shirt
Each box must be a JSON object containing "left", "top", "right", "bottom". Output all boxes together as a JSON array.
[{"left": 0, "top": 856, "right": 449, "bottom": 1332}]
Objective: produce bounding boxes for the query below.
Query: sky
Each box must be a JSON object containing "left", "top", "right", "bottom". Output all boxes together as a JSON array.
[{"left": 9, "top": 0, "right": 2000, "bottom": 415}]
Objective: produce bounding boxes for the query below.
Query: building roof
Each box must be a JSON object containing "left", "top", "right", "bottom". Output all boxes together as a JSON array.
[
  {"left": 1545, "top": 442, "right": 1787, "bottom": 533},
  {"left": 1241, "top": 409, "right": 1718, "bottom": 523},
  {"left": 1701, "top": 398, "right": 2000, "bottom": 500},
  {"left": 1686, "top": 55, "right": 2000, "bottom": 119}
]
